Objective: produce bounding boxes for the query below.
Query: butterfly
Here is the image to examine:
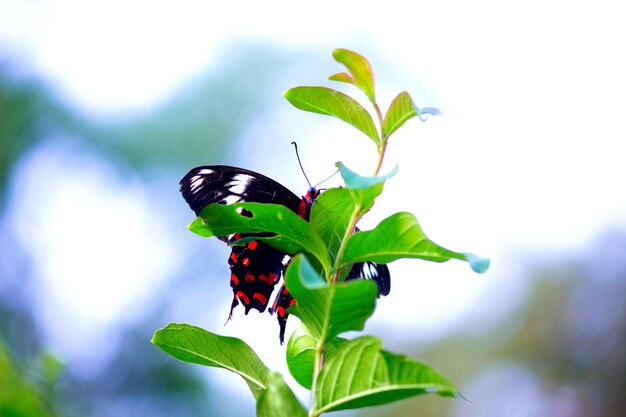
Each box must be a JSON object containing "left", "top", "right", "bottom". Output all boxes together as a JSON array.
[{"left": 180, "top": 165, "right": 390, "bottom": 343}]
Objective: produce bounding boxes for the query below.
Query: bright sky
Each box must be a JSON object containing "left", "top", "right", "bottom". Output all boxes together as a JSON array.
[{"left": 2, "top": 0, "right": 626, "bottom": 399}]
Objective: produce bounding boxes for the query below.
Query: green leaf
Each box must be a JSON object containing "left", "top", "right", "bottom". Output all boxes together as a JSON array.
[
  {"left": 341, "top": 212, "right": 490, "bottom": 273},
  {"left": 309, "top": 186, "right": 385, "bottom": 282},
  {"left": 328, "top": 72, "right": 353, "bottom": 84},
  {"left": 152, "top": 323, "right": 270, "bottom": 399},
  {"left": 286, "top": 323, "right": 347, "bottom": 390},
  {"left": 331, "top": 48, "right": 376, "bottom": 102},
  {"left": 382, "top": 91, "right": 417, "bottom": 138},
  {"left": 190, "top": 202, "right": 331, "bottom": 275},
  {"left": 314, "top": 336, "right": 457, "bottom": 413},
  {"left": 285, "top": 255, "right": 378, "bottom": 343},
  {"left": 309, "top": 184, "right": 386, "bottom": 267},
  {"left": 330, "top": 168, "right": 386, "bottom": 217},
  {"left": 284, "top": 86, "right": 380, "bottom": 144},
  {"left": 188, "top": 216, "right": 214, "bottom": 237},
  {"left": 382, "top": 91, "right": 440, "bottom": 138},
  {"left": 309, "top": 188, "right": 355, "bottom": 261},
  {"left": 336, "top": 161, "right": 398, "bottom": 189},
  {"left": 256, "top": 372, "right": 308, "bottom": 417},
  {"left": 350, "top": 183, "right": 384, "bottom": 216}
]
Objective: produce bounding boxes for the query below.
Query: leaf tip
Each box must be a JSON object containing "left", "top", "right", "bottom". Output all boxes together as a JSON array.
[
  {"left": 331, "top": 47, "right": 348, "bottom": 60},
  {"left": 283, "top": 88, "right": 295, "bottom": 101},
  {"left": 464, "top": 253, "right": 490, "bottom": 273},
  {"left": 328, "top": 72, "right": 353, "bottom": 84},
  {"left": 151, "top": 323, "right": 172, "bottom": 346},
  {"left": 336, "top": 161, "right": 398, "bottom": 189},
  {"left": 456, "top": 390, "right": 472, "bottom": 403},
  {"left": 416, "top": 106, "right": 441, "bottom": 121},
  {"left": 187, "top": 216, "right": 216, "bottom": 238}
]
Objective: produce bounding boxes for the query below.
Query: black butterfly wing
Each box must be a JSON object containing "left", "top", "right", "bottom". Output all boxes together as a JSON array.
[
  {"left": 180, "top": 165, "right": 301, "bottom": 215},
  {"left": 180, "top": 165, "right": 392, "bottom": 344},
  {"left": 180, "top": 165, "right": 300, "bottom": 322},
  {"left": 345, "top": 261, "right": 391, "bottom": 296},
  {"left": 227, "top": 234, "right": 284, "bottom": 316}
]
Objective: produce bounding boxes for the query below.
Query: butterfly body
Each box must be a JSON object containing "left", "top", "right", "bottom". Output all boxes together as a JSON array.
[{"left": 180, "top": 165, "right": 389, "bottom": 343}]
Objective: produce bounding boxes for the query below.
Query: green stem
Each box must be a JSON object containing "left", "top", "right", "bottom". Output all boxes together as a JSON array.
[
  {"left": 308, "top": 341, "right": 324, "bottom": 416},
  {"left": 310, "top": 199, "right": 361, "bottom": 416},
  {"left": 373, "top": 141, "right": 388, "bottom": 176},
  {"left": 371, "top": 101, "right": 388, "bottom": 176},
  {"left": 330, "top": 204, "right": 361, "bottom": 284},
  {"left": 310, "top": 98, "right": 388, "bottom": 417},
  {"left": 372, "top": 101, "right": 384, "bottom": 132}
]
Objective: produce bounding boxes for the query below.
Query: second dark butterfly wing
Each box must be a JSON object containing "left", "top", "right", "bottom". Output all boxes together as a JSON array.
[
  {"left": 345, "top": 261, "right": 391, "bottom": 296},
  {"left": 180, "top": 165, "right": 301, "bottom": 319},
  {"left": 269, "top": 283, "right": 294, "bottom": 344}
]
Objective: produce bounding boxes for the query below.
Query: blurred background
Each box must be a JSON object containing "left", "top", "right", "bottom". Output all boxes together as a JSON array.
[{"left": 1, "top": 1, "right": 625, "bottom": 416}]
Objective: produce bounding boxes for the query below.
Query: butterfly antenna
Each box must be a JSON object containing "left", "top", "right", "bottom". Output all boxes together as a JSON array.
[
  {"left": 314, "top": 169, "right": 339, "bottom": 188},
  {"left": 291, "top": 141, "right": 312, "bottom": 188}
]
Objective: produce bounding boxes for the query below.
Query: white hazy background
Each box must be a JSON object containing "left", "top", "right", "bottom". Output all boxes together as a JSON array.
[{"left": 2, "top": 0, "right": 625, "bottom": 414}]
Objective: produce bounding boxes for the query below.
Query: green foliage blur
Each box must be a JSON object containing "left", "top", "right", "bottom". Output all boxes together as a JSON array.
[
  {"left": 0, "top": 340, "right": 60, "bottom": 417},
  {"left": 0, "top": 45, "right": 293, "bottom": 417}
]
